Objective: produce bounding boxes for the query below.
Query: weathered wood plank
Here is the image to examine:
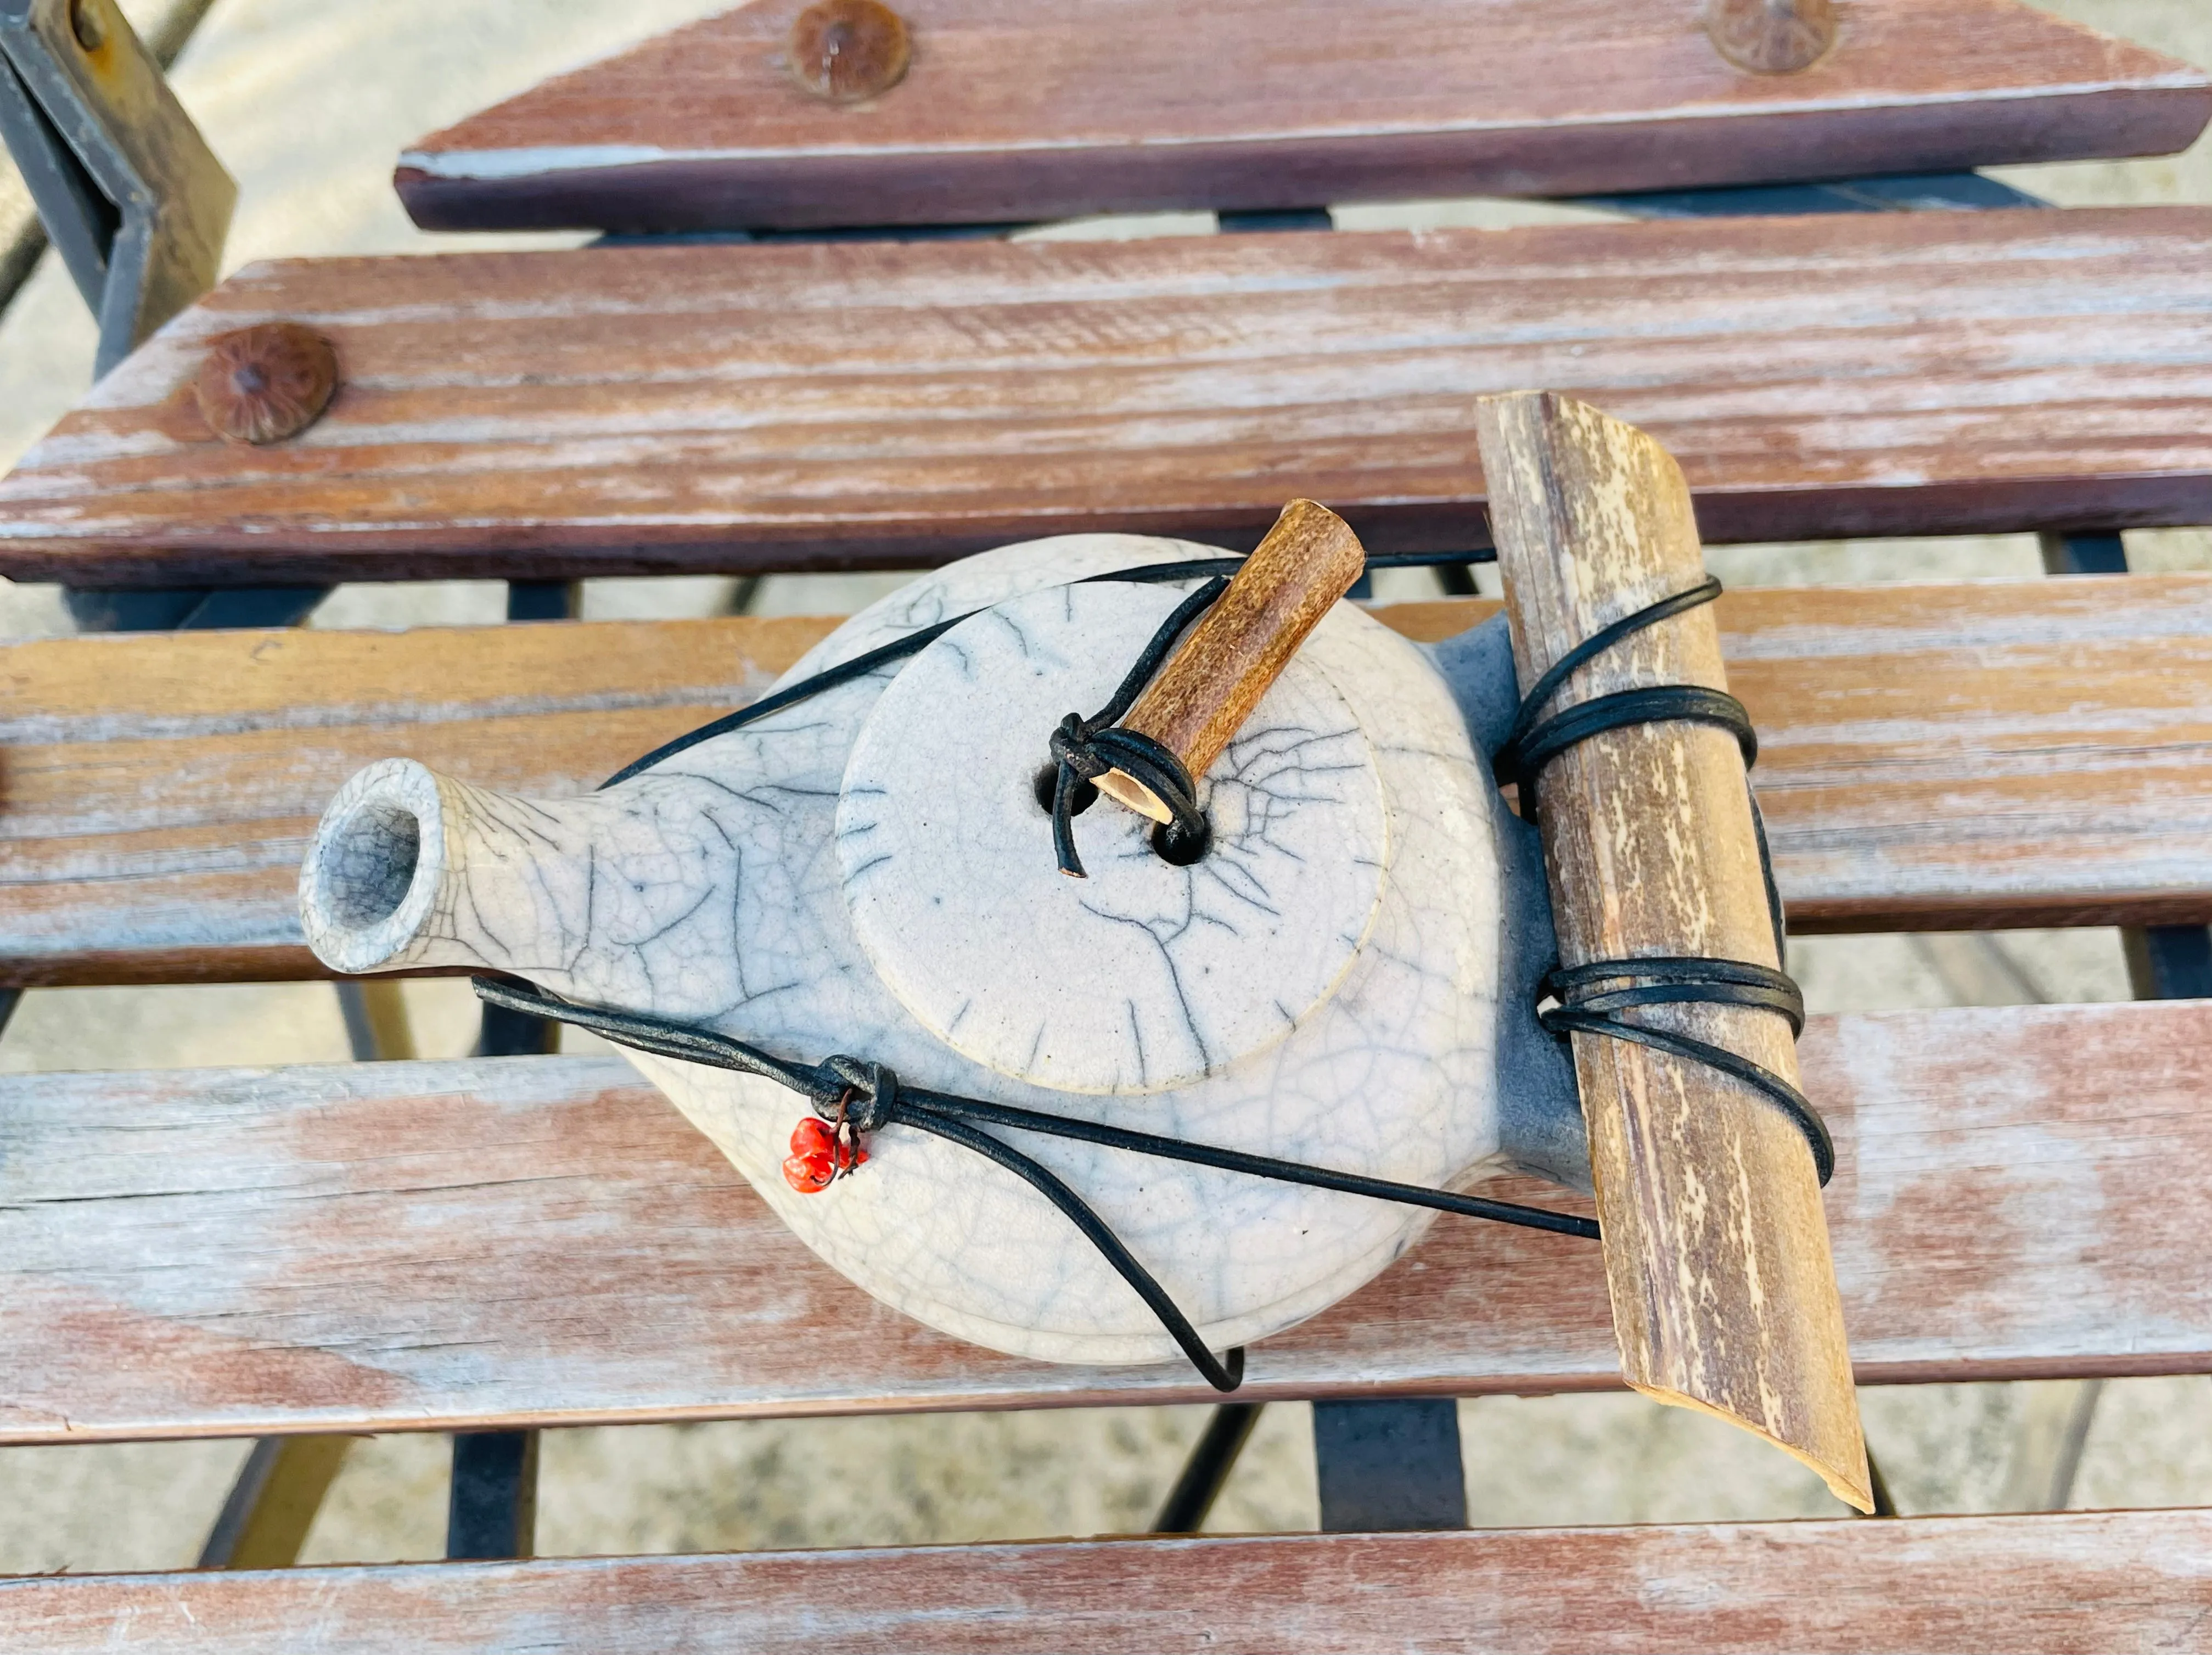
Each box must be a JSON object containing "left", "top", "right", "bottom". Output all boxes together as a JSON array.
[
  {"left": 1479, "top": 392, "right": 1865, "bottom": 1508},
  {"left": 6, "top": 208, "right": 2212, "bottom": 585},
  {"left": 7, "top": 578, "right": 2210, "bottom": 989},
  {"left": 7, "top": 1510, "right": 2209, "bottom": 1653},
  {"left": 393, "top": 0, "right": 2212, "bottom": 234},
  {"left": 1, "top": 999, "right": 2208, "bottom": 1444}
]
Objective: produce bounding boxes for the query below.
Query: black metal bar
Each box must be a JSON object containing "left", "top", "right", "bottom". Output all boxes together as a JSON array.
[
  {"left": 446, "top": 1430, "right": 538, "bottom": 1560},
  {"left": 2039, "top": 532, "right": 2129, "bottom": 576},
  {"left": 1312, "top": 1398, "right": 1467, "bottom": 1531},
  {"left": 594, "top": 220, "right": 1034, "bottom": 248},
  {"left": 1862, "top": 1446, "right": 1900, "bottom": 1518},
  {"left": 506, "top": 579, "right": 580, "bottom": 622},
  {"left": 199, "top": 1438, "right": 283, "bottom": 1567},
  {"left": 1217, "top": 207, "right": 1333, "bottom": 234},
  {"left": 468, "top": 577, "right": 584, "bottom": 1061},
  {"left": 0, "top": 987, "right": 19, "bottom": 1041},
  {"left": 2038, "top": 532, "right": 2212, "bottom": 1000},
  {"left": 2126, "top": 926, "right": 2212, "bottom": 1000},
  {"left": 335, "top": 982, "right": 380, "bottom": 1063},
  {"left": 197, "top": 1435, "right": 351, "bottom": 1567},
  {"left": 0, "top": 0, "right": 235, "bottom": 373},
  {"left": 1571, "top": 170, "right": 2043, "bottom": 219},
  {"left": 0, "top": 46, "right": 113, "bottom": 307},
  {"left": 1150, "top": 1402, "right": 1264, "bottom": 1534}
]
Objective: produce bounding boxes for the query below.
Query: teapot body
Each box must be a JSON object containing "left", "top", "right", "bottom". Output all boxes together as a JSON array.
[{"left": 302, "top": 535, "right": 1542, "bottom": 1364}]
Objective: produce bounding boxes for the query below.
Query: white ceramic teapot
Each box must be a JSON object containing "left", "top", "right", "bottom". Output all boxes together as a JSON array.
[{"left": 299, "top": 532, "right": 1584, "bottom": 1372}]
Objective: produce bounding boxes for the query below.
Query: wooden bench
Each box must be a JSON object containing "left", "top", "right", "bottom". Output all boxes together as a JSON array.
[
  {"left": 4, "top": 0, "right": 2211, "bottom": 1643},
  {"left": 392, "top": 0, "right": 2212, "bottom": 233},
  {"left": 3, "top": 208, "right": 2211, "bottom": 586},
  {"left": 2, "top": 996, "right": 2208, "bottom": 1443}
]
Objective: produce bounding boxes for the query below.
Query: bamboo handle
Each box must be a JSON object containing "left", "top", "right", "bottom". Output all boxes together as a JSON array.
[
  {"left": 1474, "top": 391, "right": 1872, "bottom": 1513},
  {"left": 1096, "top": 499, "right": 1367, "bottom": 821}
]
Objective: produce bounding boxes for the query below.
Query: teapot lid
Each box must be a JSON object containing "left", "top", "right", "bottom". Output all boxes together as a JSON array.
[{"left": 836, "top": 580, "right": 1387, "bottom": 1094}]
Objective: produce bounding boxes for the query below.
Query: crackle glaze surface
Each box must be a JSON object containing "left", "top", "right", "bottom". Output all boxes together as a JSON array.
[
  {"left": 838, "top": 581, "right": 1390, "bottom": 1095},
  {"left": 300, "top": 535, "right": 1506, "bottom": 1366}
]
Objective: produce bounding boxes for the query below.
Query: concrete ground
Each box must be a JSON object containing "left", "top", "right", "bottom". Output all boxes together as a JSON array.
[{"left": 2, "top": 0, "right": 2210, "bottom": 1578}]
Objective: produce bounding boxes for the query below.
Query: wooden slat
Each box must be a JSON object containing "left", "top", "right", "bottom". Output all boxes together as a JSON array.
[
  {"left": 5, "top": 208, "right": 2212, "bottom": 585},
  {"left": 392, "top": 0, "right": 2212, "bottom": 234},
  {"left": 7, "top": 578, "right": 2210, "bottom": 990},
  {"left": 7, "top": 1510, "right": 2210, "bottom": 1653},
  {"left": 2, "top": 998, "right": 2209, "bottom": 1445}
]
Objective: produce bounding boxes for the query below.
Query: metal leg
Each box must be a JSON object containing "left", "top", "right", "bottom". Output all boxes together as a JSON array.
[
  {"left": 435, "top": 579, "right": 579, "bottom": 1559},
  {"left": 596, "top": 221, "right": 1034, "bottom": 248},
  {"left": 447, "top": 1430, "right": 538, "bottom": 1560},
  {"left": 1997, "top": 1379, "right": 2105, "bottom": 1513},
  {"left": 506, "top": 579, "right": 581, "bottom": 622},
  {"left": 2038, "top": 531, "right": 2129, "bottom": 577},
  {"left": 0, "top": 0, "right": 235, "bottom": 374},
  {"left": 2126, "top": 928, "right": 2212, "bottom": 1000},
  {"left": 1217, "top": 207, "right": 1333, "bottom": 233},
  {"left": 2040, "top": 529, "right": 2212, "bottom": 1003},
  {"left": 197, "top": 1435, "right": 353, "bottom": 1568},
  {"left": 476, "top": 999, "right": 560, "bottom": 1057},
  {"left": 335, "top": 980, "right": 416, "bottom": 1062},
  {"left": 1151, "top": 1402, "right": 1264, "bottom": 1533},
  {"left": 198, "top": 979, "right": 408, "bottom": 1565},
  {"left": 1861, "top": 1446, "right": 1899, "bottom": 1517},
  {"left": 1311, "top": 1398, "right": 1467, "bottom": 1531},
  {"left": 1571, "top": 171, "right": 2043, "bottom": 220},
  {"left": 463, "top": 579, "right": 585, "bottom": 1058}
]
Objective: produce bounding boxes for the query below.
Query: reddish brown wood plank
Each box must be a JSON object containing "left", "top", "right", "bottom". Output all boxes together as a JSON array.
[
  {"left": 395, "top": 0, "right": 2211, "bottom": 234},
  {"left": 5, "top": 208, "right": 2212, "bottom": 585},
  {"left": 1, "top": 1000, "right": 2208, "bottom": 1444},
  {"left": 8, "top": 1511, "right": 2209, "bottom": 1653},
  {"left": 7, "top": 578, "right": 2209, "bottom": 990}
]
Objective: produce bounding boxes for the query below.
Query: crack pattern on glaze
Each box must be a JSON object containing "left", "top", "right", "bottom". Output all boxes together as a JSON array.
[
  {"left": 300, "top": 534, "right": 1508, "bottom": 1367},
  {"left": 838, "top": 582, "right": 1388, "bottom": 1095}
]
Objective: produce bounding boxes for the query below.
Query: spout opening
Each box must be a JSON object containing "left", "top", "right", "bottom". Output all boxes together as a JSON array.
[
  {"left": 320, "top": 800, "right": 422, "bottom": 928},
  {"left": 300, "top": 758, "right": 447, "bottom": 975}
]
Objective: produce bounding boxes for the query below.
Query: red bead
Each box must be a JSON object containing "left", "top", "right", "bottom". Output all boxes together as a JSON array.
[
  {"left": 783, "top": 1150, "right": 835, "bottom": 1193},
  {"left": 789, "top": 1115, "right": 867, "bottom": 1176}
]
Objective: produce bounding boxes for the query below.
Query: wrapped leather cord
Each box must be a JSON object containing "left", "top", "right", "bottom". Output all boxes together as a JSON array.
[{"left": 1494, "top": 577, "right": 1832, "bottom": 1186}]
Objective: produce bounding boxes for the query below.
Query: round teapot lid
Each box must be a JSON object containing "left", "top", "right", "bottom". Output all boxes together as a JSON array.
[{"left": 835, "top": 580, "right": 1388, "bottom": 1094}]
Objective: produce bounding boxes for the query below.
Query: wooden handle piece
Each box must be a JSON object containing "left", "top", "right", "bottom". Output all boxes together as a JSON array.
[
  {"left": 1474, "top": 391, "right": 1872, "bottom": 1513},
  {"left": 1096, "top": 498, "right": 1367, "bottom": 822}
]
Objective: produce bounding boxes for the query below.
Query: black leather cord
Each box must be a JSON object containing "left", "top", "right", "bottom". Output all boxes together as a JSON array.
[
  {"left": 507, "top": 543, "right": 1832, "bottom": 1392},
  {"left": 1047, "top": 576, "right": 1224, "bottom": 877},
  {"left": 1497, "top": 577, "right": 1831, "bottom": 1185},
  {"left": 470, "top": 961, "right": 1597, "bottom": 1395},
  {"left": 600, "top": 548, "right": 1490, "bottom": 790}
]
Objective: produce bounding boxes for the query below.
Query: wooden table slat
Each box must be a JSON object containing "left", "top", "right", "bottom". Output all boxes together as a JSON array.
[
  {"left": 9, "top": 1511, "right": 2211, "bottom": 1653},
  {"left": 7, "top": 209, "right": 2212, "bottom": 584},
  {"left": 395, "top": 0, "right": 2212, "bottom": 233},
  {"left": 6, "top": 579, "right": 2210, "bottom": 988},
  {"left": 2, "top": 998, "right": 2209, "bottom": 1444}
]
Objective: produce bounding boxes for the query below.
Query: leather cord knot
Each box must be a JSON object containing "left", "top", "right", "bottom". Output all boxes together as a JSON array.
[
  {"left": 1049, "top": 713, "right": 1113, "bottom": 781},
  {"left": 818, "top": 1054, "right": 899, "bottom": 1135},
  {"left": 1046, "top": 576, "right": 1228, "bottom": 879}
]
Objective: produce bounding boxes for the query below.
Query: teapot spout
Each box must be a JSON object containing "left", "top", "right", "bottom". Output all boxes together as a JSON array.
[{"left": 300, "top": 757, "right": 599, "bottom": 978}]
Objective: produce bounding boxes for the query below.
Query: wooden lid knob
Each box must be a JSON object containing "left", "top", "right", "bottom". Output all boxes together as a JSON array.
[{"left": 1096, "top": 500, "right": 1367, "bottom": 822}]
